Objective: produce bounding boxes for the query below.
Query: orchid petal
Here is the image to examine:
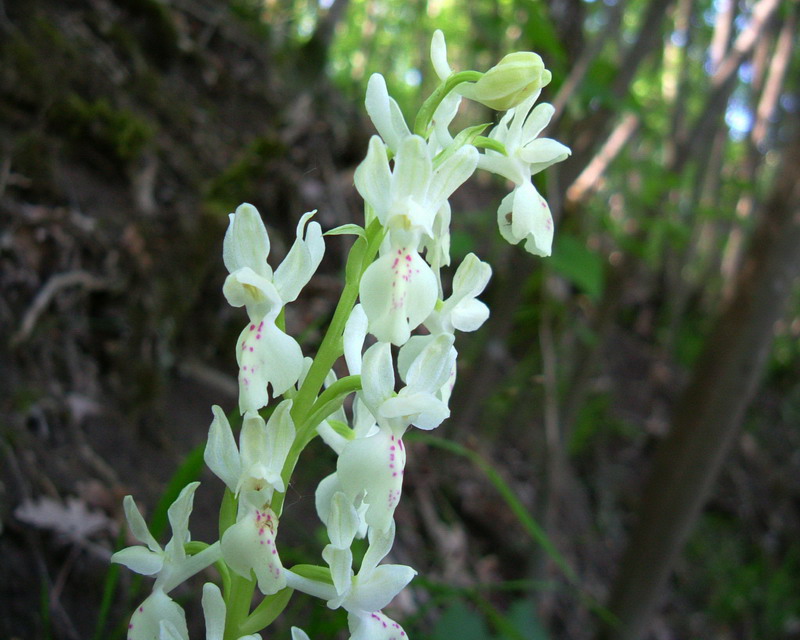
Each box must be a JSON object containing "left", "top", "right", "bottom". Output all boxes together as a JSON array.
[
  {"left": 430, "top": 30, "right": 451, "bottom": 80},
  {"left": 327, "top": 491, "right": 361, "bottom": 549},
  {"left": 201, "top": 583, "right": 226, "bottom": 640},
  {"left": 223, "top": 204, "right": 271, "bottom": 277},
  {"left": 205, "top": 406, "right": 241, "bottom": 493},
  {"left": 323, "top": 544, "right": 354, "bottom": 597},
  {"left": 391, "top": 136, "right": 431, "bottom": 209},
  {"left": 426, "top": 145, "right": 478, "bottom": 206},
  {"left": 354, "top": 137, "right": 392, "bottom": 222},
  {"left": 348, "top": 611, "right": 408, "bottom": 640},
  {"left": 111, "top": 545, "right": 164, "bottom": 576},
  {"left": 365, "top": 74, "right": 411, "bottom": 152},
  {"left": 221, "top": 507, "right": 286, "bottom": 595},
  {"left": 348, "top": 565, "right": 416, "bottom": 613},
  {"left": 127, "top": 591, "right": 187, "bottom": 640},
  {"left": 164, "top": 482, "right": 199, "bottom": 562},
  {"left": 343, "top": 304, "right": 368, "bottom": 375},
  {"left": 521, "top": 102, "right": 555, "bottom": 142},
  {"left": 451, "top": 298, "right": 490, "bottom": 332},
  {"left": 223, "top": 268, "right": 282, "bottom": 322},
  {"left": 273, "top": 211, "right": 325, "bottom": 304},
  {"left": 361, "top": 341, "right": 395, "bottom": 411},
  {"left": 121, "top": 495, "right": 161, "bottom": 553},
  {"left": 359, "top": 248, "right": 438, "bottom": 346},
  {"left": 337, "top": 429, "right": 405, "bottom": 533},
  {"left": 236, "top": 320, "right": 303, "bottom": 414},
  {"left": 519, "top": 138, "right": 571, "bottom": 173}
]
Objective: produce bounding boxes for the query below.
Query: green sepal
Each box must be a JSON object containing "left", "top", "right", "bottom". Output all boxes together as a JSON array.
[
  {"left": 239, "top": 587, "right": 294, "bottom": 635},
  {"left": 290, "top": 564, "right": 334, "bottom": 585}
]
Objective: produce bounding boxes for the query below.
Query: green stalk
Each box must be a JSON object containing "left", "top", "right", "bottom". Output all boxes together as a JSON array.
[
  {"left": 414, "top": 70, "right": 482, "bottom": 137},
  {"left": 290, "top": 218, "right": 384, "bottom": 424},
  {"left": 224, "top": 572, "right": 257, "bottom": 640},
  {"left": 273, "top": 219, "right": 384, "bottom": 516}
]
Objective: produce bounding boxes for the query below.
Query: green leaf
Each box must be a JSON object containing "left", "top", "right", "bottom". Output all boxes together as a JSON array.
[
  {"left": 149, "top": 441, "right": 206, "bottom": 539},
  {"left": 345, "top": 235, "right": 368, "bottom": 287},
  {"left": 504, "top": 598, "right": 550, "bottom": 640},
  {"left": 325, "top": 223, "right": 366, "bottom": 238},
  {"left": 548, "top": 234, "right": 605, "bottom": 301},
  {"left": 431, "top": 601, "right": 491, "bottom": 640}
]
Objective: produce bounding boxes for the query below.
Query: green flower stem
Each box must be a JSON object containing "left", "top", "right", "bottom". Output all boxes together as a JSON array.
[
  {"left": 291, "top": 217, "right": 383, "bottom": 423},
  {"left": 273, "top": 218, "right": 384, "bottom": 516},
  {"left": 224, "top": 572, "right": 257, "bottom": 640},
  {"left": 414, "top": 70, "right": 482, "bottom": 137}
]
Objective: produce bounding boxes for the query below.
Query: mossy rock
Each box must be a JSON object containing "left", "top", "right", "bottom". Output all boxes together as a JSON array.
[{"left": 49, "top": 94, "right": 155, "bottom": 167}]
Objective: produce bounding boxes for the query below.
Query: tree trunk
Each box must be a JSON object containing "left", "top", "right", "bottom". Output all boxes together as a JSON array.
[{"left": 597, "top": 116, "right": 800, "bottom": 640}]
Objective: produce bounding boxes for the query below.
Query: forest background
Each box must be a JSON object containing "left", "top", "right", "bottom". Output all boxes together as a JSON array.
[{"left": 1, "top": 0, "right": 799, "bottom": 638}]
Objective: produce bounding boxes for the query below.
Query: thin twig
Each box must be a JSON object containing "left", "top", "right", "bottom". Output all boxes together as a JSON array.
[{"left": 11, "top": 271, "right": 114, "bottom": 347}]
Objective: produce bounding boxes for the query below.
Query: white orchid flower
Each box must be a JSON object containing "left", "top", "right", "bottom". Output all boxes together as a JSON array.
[
  {"left": 111, "top": 482, "right": 220, "bottom": 594},
  {"left": 332, "top": 337, "right": 455, "bottom": 532},
  {"left": 285, "top": 523, "right": 414, "bottom": 633},
  {"left": 204, "top": 401, "right": 295, "bottom": 595},
  {"left": 204, "top": 400, "right": 295, "bottom": 508},
  {"left": 223, "top": 204, "right": 324, "bottom": 412},
  {"left": 425, "top": 252, "right": 492, "bottom": 336},
  {"left": 338, "top": 523, "right": 414, "bottom": 639},
  {"left": 355, "top": 134, "right": 477, "bottom": 345},
  {"left": 478, "top": 97, "right": 570, "bottom": 256},
  {"left": 362, "top": 338, "right": 455, "bottom": 433}
]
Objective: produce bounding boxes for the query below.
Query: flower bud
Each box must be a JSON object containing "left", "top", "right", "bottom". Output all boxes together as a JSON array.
[{"left": 459, "top": 52, "right": 552, "bottom": 110}]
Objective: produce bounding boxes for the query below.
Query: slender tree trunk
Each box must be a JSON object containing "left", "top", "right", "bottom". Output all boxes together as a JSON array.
[
  {"left": 674, "top": 0, "right": 781, "bottom": 171},
  {"left": 563, "top": 0, "right": 675, "bottom": 185},
  {"left": 597, "top": 116, "right": 800, "bottom": 640}
]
